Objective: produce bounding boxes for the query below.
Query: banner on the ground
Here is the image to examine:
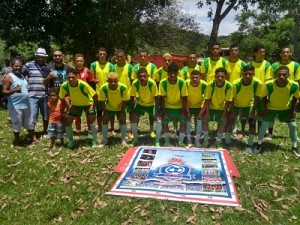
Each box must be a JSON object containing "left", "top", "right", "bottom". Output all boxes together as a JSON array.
[{"left": 108, "top": 146, "right": 240, "bottom": 206}]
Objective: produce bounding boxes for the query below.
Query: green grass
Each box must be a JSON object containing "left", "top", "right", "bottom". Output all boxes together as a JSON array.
[{"left": 0, "top": 106, "right": 300, "bottom": 224}]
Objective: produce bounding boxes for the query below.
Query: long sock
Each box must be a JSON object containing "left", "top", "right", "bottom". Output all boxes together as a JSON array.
[
  {"left": 186, "top": 122, "right": 191, "bottom": 136},
  {"left": 217, "top": 132, "right": 223, "bottom": 141},
  {"left": 196, "top": 119, "right": 203, "bottom": 136},
  {"left": 258, "top": 121, "right": 269, "bottom": 142},
  {"left": 164, "top": 132, "right": 170, "bottom": 143},
  {"left": 65, "top": 126, "right": 73, "bottom": 142},
  {"left": 179, "top": 132, "right": 185, "bottom": 143},
  {"left": 288, "top": 122, "right": 297, "bottom": 142},
  {"left": 225, "top": 132, "right": 231, "bottom": 144},
  {"left": 203, "top": 131, "right": 209, "bottom": 142},
  {"left": 131, "top": 123, "right": 138, "bottom": 142},
  {"left": 248, "top": 134, "right": 255, "bottom": 146},
  {"left": 155, "top": 121, "right": 162, "bottom": 143},
  {"left": 102, "top": 125, "right": 108, "bottom": 142},
  {"left": 241, "top": 119, "right": 247, "bottom": 132},
  {"left": 232, "top": 115, "right": 239, "bottom": 132},
  {"left": 90, "top": 123, "right": 97, "bottom": 142},
  {"left": 121, "top": 124, "right": 127, "bottom": 142}
]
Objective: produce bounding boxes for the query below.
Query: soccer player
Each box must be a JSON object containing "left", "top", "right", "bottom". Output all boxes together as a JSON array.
[
  {"left": 131, "top": 49, "right": 157, "bottom": 80},
  {"left": 59, "top": 68, "right": 98, "bottom": 149},
  {"left": 185, "top": 70, "right": 208, "bottom": 147},
  {"left": 232, "top": 65, "right": 263, "bottom": 153},
  {"left": 180, "top": 52, "right": 201, "bottom": 80},
  {"left": 248, "top": 43, "right": 272, "bottom": 133},
  {"left": 74, "top": 53, "right": 95, "bottom": 134},
  {"left": 199, "top": 67, "right": 234, "bottom": 148},
  {"left": 201, "top": 42, "right": 231, "bottom": 83},
  {"left": 159, "top": 62, "right": 188, "bottom": 147},
  {"left": 228, "top": 44, "right": 247, "bottom": 83},
  {"left": 255, "top": 66, "right": 299, "bottom": 156},
  {"left": 90, "top": 47, "right": 115, "bottom": 132},
  {"left": 130, "top": 68, "right": 159, "bottom": 145},
  {"left": 98, "top": 72, "right": 129, "bottom": 147},
  {"left": 154, "top": 53, "right": 172, "bottom": 84},
  {"left": 268, "top": 47, "right": 300, "bottom": 140}
]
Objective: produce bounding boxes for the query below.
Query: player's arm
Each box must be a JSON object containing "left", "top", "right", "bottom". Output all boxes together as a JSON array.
[
  {"left": 154, "top": 96, "right": 161, "bottom": 120},
  {"left": 181, "top": 96, "right": 187, "bottom": 118},
  {"left": 250, "top": 96, "right": 259, "bottom": 118},
  {"left": 199, "top": 99, "right": 210, "bottom": 119},
  {"left": 160, "top": 96, "right": 167, "bottom": 119},
  {"left": 290, "top": 96, "right": 298, "bottom": 118}
]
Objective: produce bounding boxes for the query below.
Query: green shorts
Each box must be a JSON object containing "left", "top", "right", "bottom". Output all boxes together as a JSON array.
[
  {"left": 163, "top": 108, "right": 186, "bottom": 125},
  {"left": 263, "top": 109, "right": 294, "bottom": 123},
  {"left": 189, "top": 108, "right": 201, "bottom": 117},
  {"left": 206, "top": 109, "right": 225, "bottom": 125},
  {"left": 107, "top": 110, "right": 122, "bottom": 117},
  {"left": 135, "top": 104, "right": 155, "bottom": 117},
  {"left": 234, "top": 106, "right": 252, "bottom": 119},
  {"left": 68, "top": 105, "right": 96, "bottom": 117}
]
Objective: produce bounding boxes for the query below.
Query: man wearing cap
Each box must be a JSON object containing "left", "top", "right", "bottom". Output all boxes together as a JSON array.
[{"left": 22, "top": 48, "right": 49, "bottom": 137}]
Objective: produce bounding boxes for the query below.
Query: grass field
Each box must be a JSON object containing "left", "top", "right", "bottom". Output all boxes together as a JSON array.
[{"left": 0, "top": 106, "right": 300, "bottom": 224}]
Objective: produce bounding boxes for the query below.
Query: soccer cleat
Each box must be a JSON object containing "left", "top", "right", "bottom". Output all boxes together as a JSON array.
[
  {"left": 264, "top": 133, "right": 273, "bottom": 141},
  {"left": 178, "top": 141, "right": 187, "bottom": 148},
  {"left": 98, "top": 141, "right": 108, "bottom": 148},
  {"left": 67, "top": 140, "right": 76, "bottom": 149},
  {"left": 246, "top": 145, "right": 254, "bottom": 154},
  {"left": 195, "top": 138, "right": 201, "bottom": 148},
  {"left": 121, "top": 141, "right": 129, "bottom": 147},
  {"left": 291, "top": 147, "right": 300, "bottom": 157},
  {"left": 202, "top": 141, "right": 210, "bottom": 148},
  {"left": 150, "top": 131, "right": 156, "bottom": 138},
  {"left": 254, "top": 144, "right": 262, "bottom": 154},
  {"left": 91, "top": 141, "right": 98, "bottom": 148},
  {"left": 155, "top": 142, "right": 160, "bottom": 147},
  {"left": 215, "top": 141, "right": 223, "bottom": 149}
]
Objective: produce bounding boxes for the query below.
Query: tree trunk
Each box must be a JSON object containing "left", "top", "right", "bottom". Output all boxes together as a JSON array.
[
  {"left": 207, "top": 18, "right": 221, "bottom": 56},
  {"left": 294, "top": 11, "right": 300, "bottom": 61}
]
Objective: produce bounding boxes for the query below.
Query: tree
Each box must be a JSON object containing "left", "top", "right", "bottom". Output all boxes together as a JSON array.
[{"left": 196, "top": 0, "right": 257, "bottom": 52}]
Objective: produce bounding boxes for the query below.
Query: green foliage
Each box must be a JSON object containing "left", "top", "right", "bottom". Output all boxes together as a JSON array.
[{"left": 0, "top": 0, "right": 203, "bottom": 64}]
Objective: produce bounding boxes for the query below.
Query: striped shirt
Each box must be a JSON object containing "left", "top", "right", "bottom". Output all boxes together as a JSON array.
[{"left": 22, "top": 61, "right": 47, "bottom": 98}]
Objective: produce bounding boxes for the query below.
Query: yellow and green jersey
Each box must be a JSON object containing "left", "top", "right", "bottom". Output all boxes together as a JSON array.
[
  {"left": 159, "top": 77, "right": 188, "bottom": 109},
  {"left": 59, "top": 80, "right": 96, "bottom": 106},
  {"left": 248, "top": 60, "right": 272, "bottom": 83},
  {"left": 228, "top": 59, "right": 247, "bottom": 83},
  {"left": 155, "top": 67, "right": 168, "bottom": 83},
  {"left": 90, "top": 61, "right": 115, "bottom": 88},
  {"left": 201, "top": 57, "right": 231, "bottom": 83},
  {"left": 186, "top": 80, "right": 208, "bottom": 108},
  {"left": 262, "top": 79, "right": 299, "bottom": 110},
  {"left": 180, "top": 64, "right": 201, "bottom": 80},
  {"left": 205, "top": 80, "right": 233, "bottom": 110},
  {"left": 98, "top": 83, "right": 129, "bottom": 111},
  {"left": 114, "top": 63, "right": 133, "bottom": 88},
  {"left": 271, "top": 61, "right": 300, "bottom": 81},
  {"left": 232, "top": 77, "right": 263, "bottom": 108},
  {"left": 130, "top": 78, "right": 158, "bottom": 107},
  {"left": 131, "top": 63, "right": 157, "bottom": 80}
]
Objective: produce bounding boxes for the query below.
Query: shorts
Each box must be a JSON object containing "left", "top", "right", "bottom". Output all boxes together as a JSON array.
[
  {"left": 135, "top": 104, "right": 155, "bottom": 117},
  {"left": 234, "top": 106, "right": 252, "bottom": 119},
  {"left": 68, "top": 105, "right": 96, "bottom": 117},
  {"left": 163, "top": 108, "right": 186, "bottom": 125},
  {"left": 29, "top": 96, "right": 49, "bottom": 124},
  {"left": 206, "top": 109, "right": 224, "bottom": 125},
  {"left": 9, "top": 107, "right": 34, "bottom": 132},
  {"left": 107, "top": 110, "right": 122, "bottom": 117},
  {"left": 263, "top": 109, "right": 294, "bottom": 123},
  {"left": 189, "top": 108, "right": 201, "bottom": 117},
  {"left": 47, "top": 123, "right": 64, "bottom": 138}
]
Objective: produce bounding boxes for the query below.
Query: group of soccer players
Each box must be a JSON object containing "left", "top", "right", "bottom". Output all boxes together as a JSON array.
[{"left": 3, "top": 42, "right": 300, "bottom": 157}]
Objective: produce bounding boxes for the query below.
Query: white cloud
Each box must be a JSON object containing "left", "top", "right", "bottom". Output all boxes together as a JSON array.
[{"left": 178, "top": 0, "right": 239, "bottom": 35}]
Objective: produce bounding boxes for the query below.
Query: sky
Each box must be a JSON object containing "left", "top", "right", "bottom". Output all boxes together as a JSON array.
[{"left": 178, "top": 0, "right": 240, "bottom": 36}]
